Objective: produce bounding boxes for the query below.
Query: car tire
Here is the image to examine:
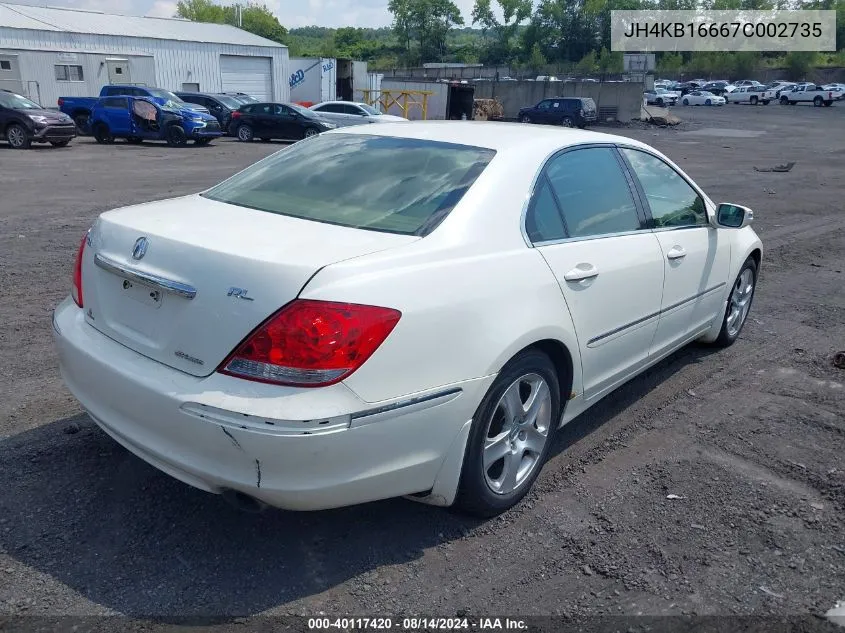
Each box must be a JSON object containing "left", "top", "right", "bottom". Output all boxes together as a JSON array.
[
  {"left": 49, "top": 139, "right": 71, "bottom": 147},
  {"left": 6, "top": 123, "right": 32, "bottom": 149},
  {"left": 521, "top": 115, "right": 531, "bottom": 123},
  {"left": 236, "top": 124, "right": 253, "bottom": 142},
  {"left": 304, "top": 127, "right": 320, "bottom": 138},
  {"left": 823, "top": 101, "right": 832, "bottom": 107},
  {"left": 454, "top": 349, "right": 561, "bottom": 518},
  {"left": 561, "top": 116, "right": 573, "bottom": 127},
  {"left": 682, "top": 98, "right": 689, "bottom": 106},
  {"left": 92, "top": 123, "right": 114, "bottom": 144},
  {"left": 762, "top": 100, "right": 770, "bottom": 105},
  {"left": 705, "top": 99, "right": 711, "bottom": 105},
  {"left": 126, "top": 136, "right": 144, "bottom": 144},
  {"left": 73, "top": 114, "right": 89, "bottom": 135},
  {"left": 656, "top": 98, "right": 664, "bottom": 106},
  {"left": 813, "top": 96, "right": 823, "bottom": 107},
  {"left": 780, "top": 96, "right": 789, "bottom": 105},
  {"left": 165, "top": 125, "right": 188, "bottom": 147},
  {"left": 710, "top": 257, "right": 758, "bottom": 348},
  {"left": 750, "top": 96, "right": 758, "bottom": 105}
]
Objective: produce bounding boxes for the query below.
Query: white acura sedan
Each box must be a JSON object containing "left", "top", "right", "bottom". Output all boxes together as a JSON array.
[{"left": 53, "top": 123, "right": 762, "bottom": 517}]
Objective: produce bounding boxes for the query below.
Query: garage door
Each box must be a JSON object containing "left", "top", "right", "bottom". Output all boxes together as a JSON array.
[{"left": 220, "top": 55, "right": 273, "bottom": 101}]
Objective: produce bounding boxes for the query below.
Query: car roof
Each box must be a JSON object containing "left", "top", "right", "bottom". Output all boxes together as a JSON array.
[
  {"left": 327, "top": 121, "right": 653, "bottom": 154},
  {"left": 314, "top": 101, "right": 367, "bottom": 106}
]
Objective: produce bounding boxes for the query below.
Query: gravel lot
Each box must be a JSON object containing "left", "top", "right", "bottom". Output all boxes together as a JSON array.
[{"left": 1, "top": 104, "right": 844, "bottom": 625}]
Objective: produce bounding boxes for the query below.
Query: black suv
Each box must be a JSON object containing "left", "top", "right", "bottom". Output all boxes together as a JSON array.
[
  {"left": 518, "top": 97, "right": 597, "bottom": 128},
  {"left": 1, "top": 89, "right": 76, "bottom": 149},
  {"left": 175, "top": 92, "right": 242, "bottom": 135}
]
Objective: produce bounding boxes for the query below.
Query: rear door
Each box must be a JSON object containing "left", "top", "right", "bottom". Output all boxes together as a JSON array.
[
  {"left": 527, "top": 145, "right": 665, "bottom": 401},
  {"left": 619, "top": 147, "right": 730, "bottom": 357}
]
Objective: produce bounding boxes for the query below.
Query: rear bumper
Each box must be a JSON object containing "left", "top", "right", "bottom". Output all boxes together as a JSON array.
[{"left": 52, "top": 298, "right": 485, "bottom": 510}]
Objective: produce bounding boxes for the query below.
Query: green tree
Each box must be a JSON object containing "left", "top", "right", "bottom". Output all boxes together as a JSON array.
[
  {"left": 176, "top": 0, "right": 225, "bottom": 22},
  {"left": 471, "top": 0, "right": 532, "bottom": 64},
  {"left": 177, "top": 1, "right": 287, "bottom": 44},
  {"left": 388, "top": 0, "right": 464, "bottom": 64},
  {"left": 784, "top": 51, "right": 817, "bottom": 80},
  {"left": 528, "top": 42, "right": 546, "bottom": 70},
  {"left": 657, "top": 52, "right": 684, "bottom": 75}
]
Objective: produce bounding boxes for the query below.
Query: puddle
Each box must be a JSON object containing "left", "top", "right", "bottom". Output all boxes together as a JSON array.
[{"left": 683, "top": 128, "right": 766, "bottom": 138}]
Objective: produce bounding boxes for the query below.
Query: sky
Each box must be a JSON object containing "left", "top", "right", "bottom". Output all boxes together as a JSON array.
[{"left": 7, "top": 0, "right": 479, "bottom": 29}]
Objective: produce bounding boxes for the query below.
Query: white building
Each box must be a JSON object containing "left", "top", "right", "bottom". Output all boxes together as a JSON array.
[{"left": 0, "top": 2, "right": 289, "bottom": 108}]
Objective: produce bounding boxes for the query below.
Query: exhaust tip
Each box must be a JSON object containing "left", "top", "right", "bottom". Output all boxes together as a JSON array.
[{"left": 221, "top": 489, "right": 267, "bottom": 514}]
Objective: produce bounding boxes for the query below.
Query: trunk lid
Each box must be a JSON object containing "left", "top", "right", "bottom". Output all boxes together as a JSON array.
[{"left": 82, "top": 195, "right": 417, "bottom": 377}]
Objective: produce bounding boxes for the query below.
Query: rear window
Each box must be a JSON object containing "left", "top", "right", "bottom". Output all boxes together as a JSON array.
[{"left": 203, "top": 134, "right": 496, "bottom": 236}]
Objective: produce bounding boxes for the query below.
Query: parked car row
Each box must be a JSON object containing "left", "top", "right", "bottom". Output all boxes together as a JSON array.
[{"left": 650, "top": 78, "right": 840, "bottom": 108}]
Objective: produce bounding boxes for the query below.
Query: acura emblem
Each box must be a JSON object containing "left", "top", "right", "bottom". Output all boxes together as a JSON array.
[{"left": 132, "top": 237, "right": 148, "bottom": 260}]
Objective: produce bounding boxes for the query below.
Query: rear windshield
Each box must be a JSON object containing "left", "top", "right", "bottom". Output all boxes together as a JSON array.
[{"left": 203, "top": 134, "right": 495, "bottom": 236}]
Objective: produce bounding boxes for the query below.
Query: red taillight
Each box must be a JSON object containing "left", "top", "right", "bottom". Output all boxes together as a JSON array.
[
  {"left": 232, "top": 111, "right": 242, "bottom": 118},
  {"left": 219, "top": 300, "right": 401, "bottom": 387},
  {"left": 71, "top": 232, "right": 87, "bottom": 308},
  {"left": 58, "top": 98, "right": 65, "bottom": 107}
]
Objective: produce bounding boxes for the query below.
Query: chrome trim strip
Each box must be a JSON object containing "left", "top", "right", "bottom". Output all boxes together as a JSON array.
[
  {"left": 588, "top": 310, "right": 660, "bottom": 346},
  {"left": 661, "top": 282, "right": 726, "bottom": 313},
  {"left": 533, "top": 228, "right": 646, "bottom": 247},
  {"left": 587, "top": 282, "right": 727, "bottom": 346},
  {"left": 351, "top": 387, "right": 463, "bottom": 421},
  {"left": 94, "top": 253, "right": 197, "bottom": 300}
]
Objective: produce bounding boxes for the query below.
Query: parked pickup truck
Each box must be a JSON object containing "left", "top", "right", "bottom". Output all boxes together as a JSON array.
[
  {"left": 779, "top": 84, "right": 835, "bottom": 107},
  {"left": 88, "top": 96, "right": 222, "bottom": 147},
  {"left": 58, "top": 85, "right": 208, "bottom": 132},
  {"left": 725, "top": 85, "right": 769, "bottom": 105}
]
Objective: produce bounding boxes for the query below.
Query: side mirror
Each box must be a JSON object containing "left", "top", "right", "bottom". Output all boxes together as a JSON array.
[{"left": 716, "top": 203, "right": 753, "bottom": 228}]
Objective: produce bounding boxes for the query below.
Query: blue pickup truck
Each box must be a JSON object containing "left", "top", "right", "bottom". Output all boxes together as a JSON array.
[
  {"left": 58, "top": 85, "right": 208, "bottom": 132},
  {"left": 89, "top": 96, "right": 222, "bottom": 146}
]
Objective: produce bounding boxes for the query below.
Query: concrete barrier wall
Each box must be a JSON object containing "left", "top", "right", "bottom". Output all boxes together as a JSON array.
[{"left": 473, "top": 81, "right": 644, "bottom": 122}]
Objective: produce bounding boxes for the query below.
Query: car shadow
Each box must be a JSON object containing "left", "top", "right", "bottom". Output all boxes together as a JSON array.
[{"left": 0, "top": 343, "right": 718, "bottom": 620}]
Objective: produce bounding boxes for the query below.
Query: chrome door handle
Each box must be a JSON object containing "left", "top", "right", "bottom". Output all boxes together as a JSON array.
[
  {"left": 563, "top": 264, "right": 599, "bottom": 282},
  {"left": 667, "top": 246, "right": 687, "bottom": 260}
]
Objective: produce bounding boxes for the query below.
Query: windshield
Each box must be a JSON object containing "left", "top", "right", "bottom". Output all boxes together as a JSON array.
[
  {"left": 700, "top": 91, "right": 715, "bottom": 96},
  {"left": 359, "top": 103, "right": 381, "bottom": 115},
  {"left": 215, "top": 95, "right": 241, "bottom": 108},
  {"left": 147, "top": 89, "right": 185, "bottom": 104},
  {"left": 203, "top": 134, "right": 496, "bottom": 236},
  {"left": 0, "top": 92, "right": 41, "bottom": 109}
]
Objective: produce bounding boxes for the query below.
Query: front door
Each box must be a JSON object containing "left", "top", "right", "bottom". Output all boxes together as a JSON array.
[
  {"left": 527, "top": 146, "right": 665, "bottom": 401},
  {"left": 275, "top": 104, "right": 303, "bottom": 139},
  {"left": 619, "top": 147, "right": 730, "bottom": 358}
]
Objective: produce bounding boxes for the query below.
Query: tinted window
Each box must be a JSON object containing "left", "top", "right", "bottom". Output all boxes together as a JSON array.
[
  {"left": 317, "top": 104, "right": 344, "bottom": 113},
  {"left": 342, "top": 104, "right": 363, "bottom": 115},
  {"left": 536, "top": 100, "right": 552, "bottom": 110},
  {"left": 544, "top": 148, "right": 640, "bottom": 238},
  {"left": 102, "top": 97, "right": 128, "bottom": 108},
  {"left": 526, "top": 179, "right": 566, "bottom": 243},
  {"left": 203, "top": 134, "right": 496, "bottom": 236},
  {"left": 621, "top": 148, "right": 707, "bottom": 228}
]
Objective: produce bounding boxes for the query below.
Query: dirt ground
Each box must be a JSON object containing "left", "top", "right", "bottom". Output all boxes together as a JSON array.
[{"left": 1, "top": 104, "right": 843, "bottom": 626}]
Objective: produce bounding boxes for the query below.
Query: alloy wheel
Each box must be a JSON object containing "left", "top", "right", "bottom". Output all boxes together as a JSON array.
[
  {"left": 482, "top": 373, "right": 552, "bottom": 495},
  {"left": 726, "top": 268, "right": 754, "bottom": 337},
  {"left": 7, "top": 125, "right": 26, "bottom": 148}
]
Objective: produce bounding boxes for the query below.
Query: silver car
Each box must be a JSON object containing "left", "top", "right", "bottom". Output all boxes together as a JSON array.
[{"left": 308, "top": 101, "right": 408, "bottom": 126}]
